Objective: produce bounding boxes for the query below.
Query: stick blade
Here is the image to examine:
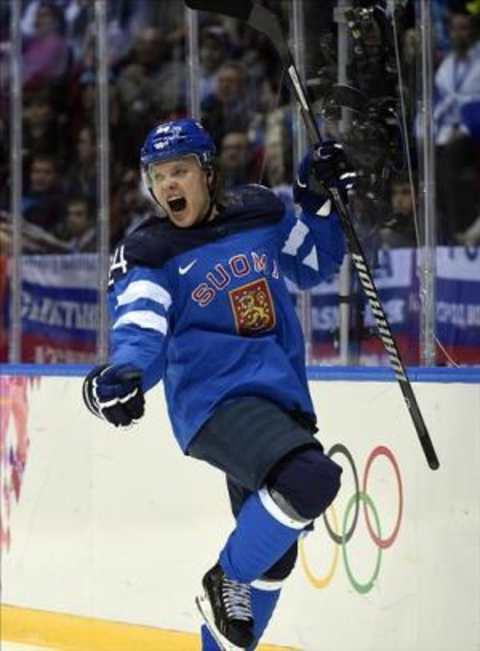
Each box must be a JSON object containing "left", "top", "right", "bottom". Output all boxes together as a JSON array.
[{"left": 185, "top": 0, "right": 254, "bottom": 21}]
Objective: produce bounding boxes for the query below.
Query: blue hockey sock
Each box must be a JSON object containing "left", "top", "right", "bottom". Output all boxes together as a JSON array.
[
  {"left": 219, "top": 487, "right": 309, "bottom": 583},
  {"left": 200, "top": 585, "right": 282, "bottom": 650},
  {"left": 249, "top": 583, "right": 282, "bottom": 649}
]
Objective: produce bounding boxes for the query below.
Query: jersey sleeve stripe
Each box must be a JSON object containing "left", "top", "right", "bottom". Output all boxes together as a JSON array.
[
  {"left": 302, "top": 246, "right": 319, "bottom": 271},
  {"left": 281, "top": 219, "right": 309, "bottom": 256},
  {"left": 113, "top": 310, "right": 168, "bottom": 334},
  {"left": 116, "top": 280, "right": 172, "bottom": 311}
]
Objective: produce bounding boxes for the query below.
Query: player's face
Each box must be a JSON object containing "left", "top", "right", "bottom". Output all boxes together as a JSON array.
[{"left": 149, "top": 156, "right": 211, "bottom": 228}]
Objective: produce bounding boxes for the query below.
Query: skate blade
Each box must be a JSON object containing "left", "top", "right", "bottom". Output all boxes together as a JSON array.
[{"left": 195, "top": 592, "right": 246, "bottom": 651}]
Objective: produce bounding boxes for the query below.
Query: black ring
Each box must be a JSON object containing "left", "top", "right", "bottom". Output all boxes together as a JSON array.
[{"left": 323, "top": 443, "right": 360, "bottom": 544}]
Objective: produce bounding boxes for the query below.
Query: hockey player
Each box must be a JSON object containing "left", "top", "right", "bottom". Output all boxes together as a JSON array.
[{"left": 82, "top": 118, "right": 356, "bottom": 651}]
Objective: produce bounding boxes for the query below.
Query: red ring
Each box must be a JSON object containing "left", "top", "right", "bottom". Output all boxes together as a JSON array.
[{"left": 362, "top": 445, "right": 403, "bottom": 549}]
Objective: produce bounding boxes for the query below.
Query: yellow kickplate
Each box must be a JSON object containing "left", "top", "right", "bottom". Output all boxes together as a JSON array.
[{"left": 1, "top": 604, "right": 299, "bottom": 651}]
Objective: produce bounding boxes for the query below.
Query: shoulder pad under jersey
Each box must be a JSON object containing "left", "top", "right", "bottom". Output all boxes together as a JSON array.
[
  {"left": 110, "top": 217, "right": 173, "bottom": 285},
  {"left": 222, "top": 184, "right": 285, "bottom": 220},
  {"left": 128, "top": 217, "right": 176, "bottom": 267}
]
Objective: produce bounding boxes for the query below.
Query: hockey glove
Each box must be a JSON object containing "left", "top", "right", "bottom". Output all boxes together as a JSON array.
[
  {"left": 293, "top": 141, "right": 357, "bottom": 217},
  {"left": 82, "top": 363, "right": 145, "bottom": 427}
]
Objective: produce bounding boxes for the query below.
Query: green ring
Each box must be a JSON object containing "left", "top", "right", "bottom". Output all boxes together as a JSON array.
[{"left": 342, "top": 491, "right": 382, "bottom": 594}]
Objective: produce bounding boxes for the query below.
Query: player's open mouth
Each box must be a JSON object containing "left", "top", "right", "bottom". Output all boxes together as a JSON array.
[{"left": 168, "top": 197, "right": 187, "bottom": 213}]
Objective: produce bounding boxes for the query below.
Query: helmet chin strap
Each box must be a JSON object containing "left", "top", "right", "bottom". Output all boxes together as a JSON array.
[
  {"left": 201, "top": 201, "right": 216, "bottom": 223},
  {"left": 197, "top": 166, "right": 218, "bottom": 225}
]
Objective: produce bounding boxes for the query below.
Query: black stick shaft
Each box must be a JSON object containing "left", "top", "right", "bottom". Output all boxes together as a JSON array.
[
  {"left": 331, "top": 189, "right": 439, "bottom": 470},
  {"left": 283, "top": 57, "right": 439, "bottom": 469}
]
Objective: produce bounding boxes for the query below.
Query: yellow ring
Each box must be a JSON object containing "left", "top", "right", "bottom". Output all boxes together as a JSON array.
[{"left": 299, "top": 503, "right": 339, "bottom": 589}]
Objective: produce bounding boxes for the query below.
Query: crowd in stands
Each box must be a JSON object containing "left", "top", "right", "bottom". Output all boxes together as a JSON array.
[{"left": 0, "top": 0, "right": 479, "bottom": 256}]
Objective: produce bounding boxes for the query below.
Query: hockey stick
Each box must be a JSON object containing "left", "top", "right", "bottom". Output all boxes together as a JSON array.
[{"left": 185, "top": 0, "right": 439, "bottom": 471}]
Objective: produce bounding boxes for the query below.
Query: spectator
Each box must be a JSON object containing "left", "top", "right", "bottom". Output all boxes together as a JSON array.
[
  {"left": 68, "top": 70, "right": 135, "bottom": 168},
  {"left": 199, "top": 25, "right": 230, "bottom": 101},
  {"left": 116, "top": 26, "right": 186, "bottom": 120},
  {"left": 434, "top": 9, "right": 480, "bottom": 242},
  {"left": 56, "top": 194, "right": 96, "bottom": 252},
  {"left": 116, "top": 26, "right": 165, "bottom": 77},
  {"left": 219, "top": 131, "right": 259, "bottom": 190},
  {"left": 21, "top": 0, "right": 69, "bottom": 37},
  {"left": 22, "top": 1, "right": 71, "bottom": 92},
  {"left": 126, "top": 0, "right": 185, "bottom": 53},
  {"left": 222, "top": 10, "right": 282, "bottom": 83},
  {"left": 201, "top": 61, "right": 253, "bottom": 146},
  {"left": 22, "top": 153, "right": 65, "bottom": 231},
  {"left": 261, "top": 120, "right": 295, "bottom": 214},
  {"left": 23, "top": 89, "right": 66, "bottom": 163},
  {"left": 68, "top": 68, "right": 97, "bottom": 134},
  {"left": 63, "top": 0, "right": 95, "bottom": 62},
  {"left": 150, "top": 61, "right": 187, "bottom": 120},
  {"left": 64, "top": 124, "right": 97, "bottom": 201},
  {"left": 110, "top": 167, "right": 151, "bottom": 247},
  {"left": 249, "top": 76, "right": 290, "bottom": 151},
  {"left": 22, "top": 0, "right": 134, "bottom": 65},
  {"left": 115, "top": 63, "right": 155, "bottom": 125},
  {"left": 65, "top": 0, "right": 132, "bottom": 66},
  {"left": 379, "top": 174, "right": 418, "bottom": 248}
]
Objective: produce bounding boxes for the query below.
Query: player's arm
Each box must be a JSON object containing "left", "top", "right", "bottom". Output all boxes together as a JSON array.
[
  {"left": 82, "top": 246, "right": 172, "bottom": 427},
  {"left": 108, "top": 262, "right": 171, "bottom": 384},
  {"left": 278, "top": 142, "right": 355, "bottom": 289}
]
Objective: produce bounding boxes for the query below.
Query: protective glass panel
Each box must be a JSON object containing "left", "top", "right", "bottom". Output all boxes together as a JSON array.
[
  {"left": 1, "top": 0, "right": 188, "bottom": 364},
  {"left": 302, "top": 0, "right": 422, "bottom": 366},
  {"left": 20, "top": 2, "right": 100, "bottom": 363},
  {"left": 0, "top": 2, "right": 101, "bottom": 362},
  {"left": 432, "top": 2, "right": 480, "bottom": 365},
  {"left": 3, "top": 0, "right": 478, "bottom": 366},
  {"left": 0, "top": 3, "right": 10, "bottom": 361}
]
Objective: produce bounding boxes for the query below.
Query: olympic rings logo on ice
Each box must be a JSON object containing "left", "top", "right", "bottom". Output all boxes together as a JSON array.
[{"left": 299, "top": 444, "right": 403, "bottom": 595}]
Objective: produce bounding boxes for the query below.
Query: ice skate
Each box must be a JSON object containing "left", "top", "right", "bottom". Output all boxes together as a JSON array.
[{"left": 196, "top": 563, "right": 254, "bottom": 650}]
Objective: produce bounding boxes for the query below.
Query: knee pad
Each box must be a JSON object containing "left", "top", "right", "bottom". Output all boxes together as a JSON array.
[{"left": 267, "top": 445, "right": 342, "bottom": 520}]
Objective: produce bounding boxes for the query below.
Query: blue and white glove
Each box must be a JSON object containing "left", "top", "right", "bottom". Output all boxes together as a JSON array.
[
  {"left": 82, "top": 363, "right": 145, "bottom": 427},
  {"left": 293, "top": 141, "right": 357, "bottom": 216}
]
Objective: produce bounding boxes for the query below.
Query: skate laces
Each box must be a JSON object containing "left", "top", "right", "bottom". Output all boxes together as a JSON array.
[{"left": 221, "top": 577, "right": 252, "bottom": 622}]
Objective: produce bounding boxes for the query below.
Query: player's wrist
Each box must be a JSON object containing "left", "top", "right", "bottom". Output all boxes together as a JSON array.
[{"left": 294, "top": 142, "right": 356, "bottom": 212}]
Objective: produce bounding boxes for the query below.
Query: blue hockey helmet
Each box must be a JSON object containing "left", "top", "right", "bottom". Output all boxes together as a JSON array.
[{"left": 140, "top": 118, "right": 216, "bottom": 173}]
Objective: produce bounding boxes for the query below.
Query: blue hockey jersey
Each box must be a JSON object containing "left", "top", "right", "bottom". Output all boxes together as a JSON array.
[{"left": 107, "top": 185, "right": 345, "bottom": 451}]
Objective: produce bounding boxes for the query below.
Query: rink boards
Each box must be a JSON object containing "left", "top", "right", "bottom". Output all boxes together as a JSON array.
[{"left": 1, "top": 367, "right": 479, "bottom": 651}]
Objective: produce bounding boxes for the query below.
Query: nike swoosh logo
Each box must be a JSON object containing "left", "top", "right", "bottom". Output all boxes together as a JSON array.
[{"left": 179, "top": 259, "right": 198, "bottom": 275}]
